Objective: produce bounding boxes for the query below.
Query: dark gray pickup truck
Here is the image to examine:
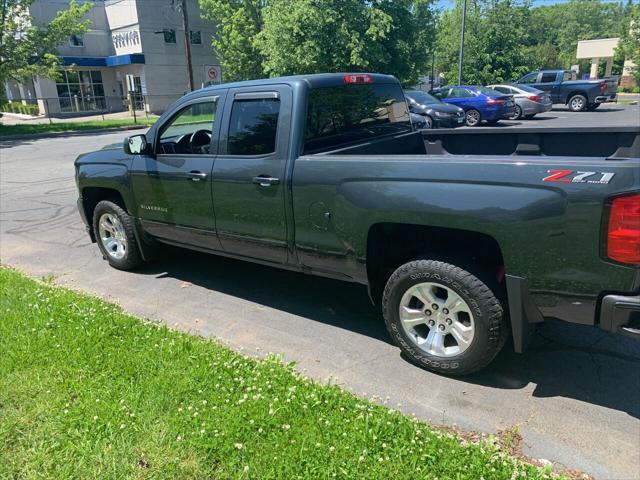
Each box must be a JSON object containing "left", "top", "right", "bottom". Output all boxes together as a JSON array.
[
  {"left": 516, "top": 69, "right": 618, "bottom": 112},
  {"left": 75, "top": 73, "right": 640, "bottom": 375}
]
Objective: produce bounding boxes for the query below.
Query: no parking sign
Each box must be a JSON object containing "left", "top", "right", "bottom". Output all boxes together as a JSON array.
[{"left": 203, "top": 65, "right": 222, "bottom": 85}]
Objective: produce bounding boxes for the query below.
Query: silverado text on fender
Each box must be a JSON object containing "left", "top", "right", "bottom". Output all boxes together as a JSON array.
[{"left": 75, "top": 73, "right": 640, "bottom": 375}]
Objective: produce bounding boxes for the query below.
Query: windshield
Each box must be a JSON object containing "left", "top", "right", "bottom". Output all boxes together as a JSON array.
[
  {"left": 474, "top": 86, "right": 505, "bottom": 96},
  {"left": 405, "top": 91, "right": 440, "bottom": 105}
]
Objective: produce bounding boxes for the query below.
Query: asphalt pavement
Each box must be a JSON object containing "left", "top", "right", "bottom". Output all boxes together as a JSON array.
[
  {"left": 1, "top": 124, "right": 639, "bottom": 479},
  {"left": 471, "top": 102, "right": 640, "bottom": 129}
]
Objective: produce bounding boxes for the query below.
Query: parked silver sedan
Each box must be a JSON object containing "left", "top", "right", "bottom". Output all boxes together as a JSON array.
[{"left": 488, "top": 84, "right": 552, "bottom": 119}]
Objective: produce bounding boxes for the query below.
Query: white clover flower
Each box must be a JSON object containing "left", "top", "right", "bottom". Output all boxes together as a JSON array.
[{"left": 234, "top": 443, "right": 244, "bottom": 450}]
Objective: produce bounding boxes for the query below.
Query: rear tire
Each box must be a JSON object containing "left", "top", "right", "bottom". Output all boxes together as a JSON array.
[
  {"left": 382, "top": 260, "right": 507, "bottom": 375},
  {"left": 93, "top": 200, "right": 143, "bottom": 270},
  {"left": 568, "top": 94, "right": 587, "bottom": 112},
  {"left": 465, "top": 109, "right": 481, "bottom": 127}
]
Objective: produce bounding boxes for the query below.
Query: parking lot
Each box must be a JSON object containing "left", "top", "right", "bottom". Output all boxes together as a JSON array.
[
  {"left": 470, "top": 102, "right": 639, "bottom": 129},
  {"left": 1, "top": 120, "right": 639, "bottom": 479}
]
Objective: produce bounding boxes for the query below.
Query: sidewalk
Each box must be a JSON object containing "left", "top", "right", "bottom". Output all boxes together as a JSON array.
[{"left": 1, "top": 110, "right": 150, "bottom": 125}]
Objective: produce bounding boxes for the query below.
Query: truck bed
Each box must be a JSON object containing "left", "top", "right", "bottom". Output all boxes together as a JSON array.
[{"left": 293, "top": 128, "right": 639, "bottom": 331}]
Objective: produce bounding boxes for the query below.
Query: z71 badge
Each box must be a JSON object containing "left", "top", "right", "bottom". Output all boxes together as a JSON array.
[{"left": 542, "top": 169, "right": 615, "bottom": 184}]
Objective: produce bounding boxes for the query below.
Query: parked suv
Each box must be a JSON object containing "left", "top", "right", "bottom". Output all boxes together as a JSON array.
[{"left": 431, "top": 86, "right": 515, "bottom": 126}]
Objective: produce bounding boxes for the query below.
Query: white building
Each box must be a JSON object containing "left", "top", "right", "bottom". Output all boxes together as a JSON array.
[{"left": 5, "top": 0, "right": 221, "bottom": 115}]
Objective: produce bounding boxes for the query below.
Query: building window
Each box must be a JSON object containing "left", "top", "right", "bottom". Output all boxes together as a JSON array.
[
  {"left": 56, "top": 70, "right": 105, "bottom": 112},
  {"left": 163, "top": 29, "right": 176, "bottom": 44},
  {"left": 190, "top": 30, "right": 202, "bottom": 45},
  {"left": 69, "top": 34, "right": 84, "bottom": 47}
]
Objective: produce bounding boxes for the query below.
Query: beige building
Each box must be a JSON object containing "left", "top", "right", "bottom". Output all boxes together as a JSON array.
[
  {"left": 4, "top": 0, "right": 221, "bottom": 115},
  {"left": 576, "top": 37, "right": 636, "bottom": 87}
]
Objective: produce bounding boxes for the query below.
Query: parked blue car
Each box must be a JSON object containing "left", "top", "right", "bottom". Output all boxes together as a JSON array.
[{"left": 430, "top": 86, "right": 516, "bottom": 126}]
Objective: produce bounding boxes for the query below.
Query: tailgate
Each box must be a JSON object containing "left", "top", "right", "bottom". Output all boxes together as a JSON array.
[{"left": 603, "top": 77, "right": 619, "bottom": 95}]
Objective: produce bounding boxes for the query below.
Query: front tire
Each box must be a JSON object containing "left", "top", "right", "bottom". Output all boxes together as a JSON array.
[
  {"left": 93, "top": 200, "right": 143, "bottom": 270},
  {"left": 510, "top": 105, "right": 522, "bottom": 119},
  {"left": 568, "top": 94, "right": 587, "bottom": 112},
  {"left": 424, "top": 115, "right": 434, "bottom": 129},
  {"left": 382, "top": 260, "right": 507, "bottom": 375}
]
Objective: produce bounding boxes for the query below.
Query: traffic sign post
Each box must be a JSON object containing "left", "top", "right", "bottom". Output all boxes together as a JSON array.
[{"left": 203, "top": 65, "right": 222, "bottom": 86}]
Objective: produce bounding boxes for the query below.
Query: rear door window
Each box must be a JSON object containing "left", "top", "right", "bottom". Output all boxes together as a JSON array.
[
  {"left": 540, "top": 72, "right": 558, "bottom": 83},
  {"left": 304, "top": 83, "right": 411, "bottom": 153},
  {"left": 227, "top": 97, "right": 280, "bottom": 156},
  {"left": 451, "top": 88, "right": 475, "bottom": 98}
]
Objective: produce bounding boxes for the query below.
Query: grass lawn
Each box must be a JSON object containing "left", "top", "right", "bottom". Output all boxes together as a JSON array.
[
  {"left": 0, "top": 267, "right": 561, "bottom": 479},
  {"left": 0, "top": 117, "right": 157, "bottom": 136}
]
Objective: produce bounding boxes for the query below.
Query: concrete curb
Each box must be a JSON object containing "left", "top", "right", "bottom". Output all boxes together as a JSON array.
[{"left": 1, "top": 124, "right": 149, "bottom": 142}]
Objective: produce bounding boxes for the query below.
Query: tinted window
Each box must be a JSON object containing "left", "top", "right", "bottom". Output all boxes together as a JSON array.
[
  {"left": 492, "top": 86, "right": 510, "bottom": 94},
  {"left": 519, "top": 72, "right": 537, "bottom": 83},
  {"left": 431, "top": 90, "right": 446, "bottom": 99},
  {"left": 304, "top": 83, "right": 411, "bottom": 153},
  {"left": 228, "top": 98, "right": 280, "bottom": 155},
  {"left": 450, "top": 88, "right": 475, "bottom": 98},
  {"left": 475, "top": 86, "right": 504, "bottom": 96},
  {"left": 405, "top": 91, "right": 441, "bottom": 104},
  {"left": 563, "top": 71, "right": 576, "bottom": 81},
  {"left": 540, "top": 72, "right": 557, "bottom": 83}
]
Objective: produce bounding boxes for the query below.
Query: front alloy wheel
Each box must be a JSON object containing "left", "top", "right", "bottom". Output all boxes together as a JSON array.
[
  {"left": 98, "top": 213, "right": 128, "bottom": 260},
  {"left": 93, "top": 200, "right": 142, "bottom": 270}
]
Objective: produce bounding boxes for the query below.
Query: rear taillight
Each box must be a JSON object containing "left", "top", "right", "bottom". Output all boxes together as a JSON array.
[
  {"left": 599, "top": 81, "right": 606, "bottom": 93},
  {"left": 528, "top": 95, "right": 543, "bottom": 102},
  {"left": 487, "top": 98, "right": 505, "bottom": 105},
  {"left": 344, "top": 74, "right": 373, "bottom": 84},
  {"left": 607, "top": 193, "right": 640, "bottom": 265}
]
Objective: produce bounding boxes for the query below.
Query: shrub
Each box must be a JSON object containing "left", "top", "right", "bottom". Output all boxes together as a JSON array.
[{"left": 0, "top": 101, "right": 40, "bottom": 116}]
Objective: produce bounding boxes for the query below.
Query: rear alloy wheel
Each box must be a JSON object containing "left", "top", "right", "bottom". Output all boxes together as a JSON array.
[
  {"left": 465, "top": 109, "right": 481, "bottom": 127},
  {"left": 510, "top": 105, "right": 522, "bottom": 120},
  {"left": 382, "top": 260, "right": 507, "bottom": 375},
  {"left": 568, "top": 94, "right": 587, "bottom": 112}
]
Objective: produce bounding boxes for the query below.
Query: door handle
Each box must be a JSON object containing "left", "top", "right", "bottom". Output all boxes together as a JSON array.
[
  {"left": 252, "top": 175, "right": 280, "bottom": 187},
  {"left": 188, "top": 171, "right": 207, "bottom": 182}
]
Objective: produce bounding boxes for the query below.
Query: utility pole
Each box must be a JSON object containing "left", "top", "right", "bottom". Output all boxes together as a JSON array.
[
  {"left": 180, "top": 0, "right": 195, "bottom": 92},
  {"left": 457, "top": 0, "right": 467, "bottom": 85}
]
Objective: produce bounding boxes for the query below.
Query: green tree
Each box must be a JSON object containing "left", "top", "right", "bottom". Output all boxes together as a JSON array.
[
  {"left": 435, "top": 0, "right": 533, "bottom": 85},
  {"left": 529, "top": 0, "right": 629, "bottom": 72},
  {"left": 0, "top": 0, "right": 91, "bottom": 89},
  {"left": 199, "top": 0, "right": 435, "bottom": 86},
  {"left": 199, "top": 0, "right": 266, "bottom": 82},
  {"left": 616, "top": 2, "right": 640, "bottom": 83}
]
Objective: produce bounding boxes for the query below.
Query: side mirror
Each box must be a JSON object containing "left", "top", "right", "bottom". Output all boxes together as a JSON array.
[{"left": 124, "top": 134, "right": 148, "bottom": 155}]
